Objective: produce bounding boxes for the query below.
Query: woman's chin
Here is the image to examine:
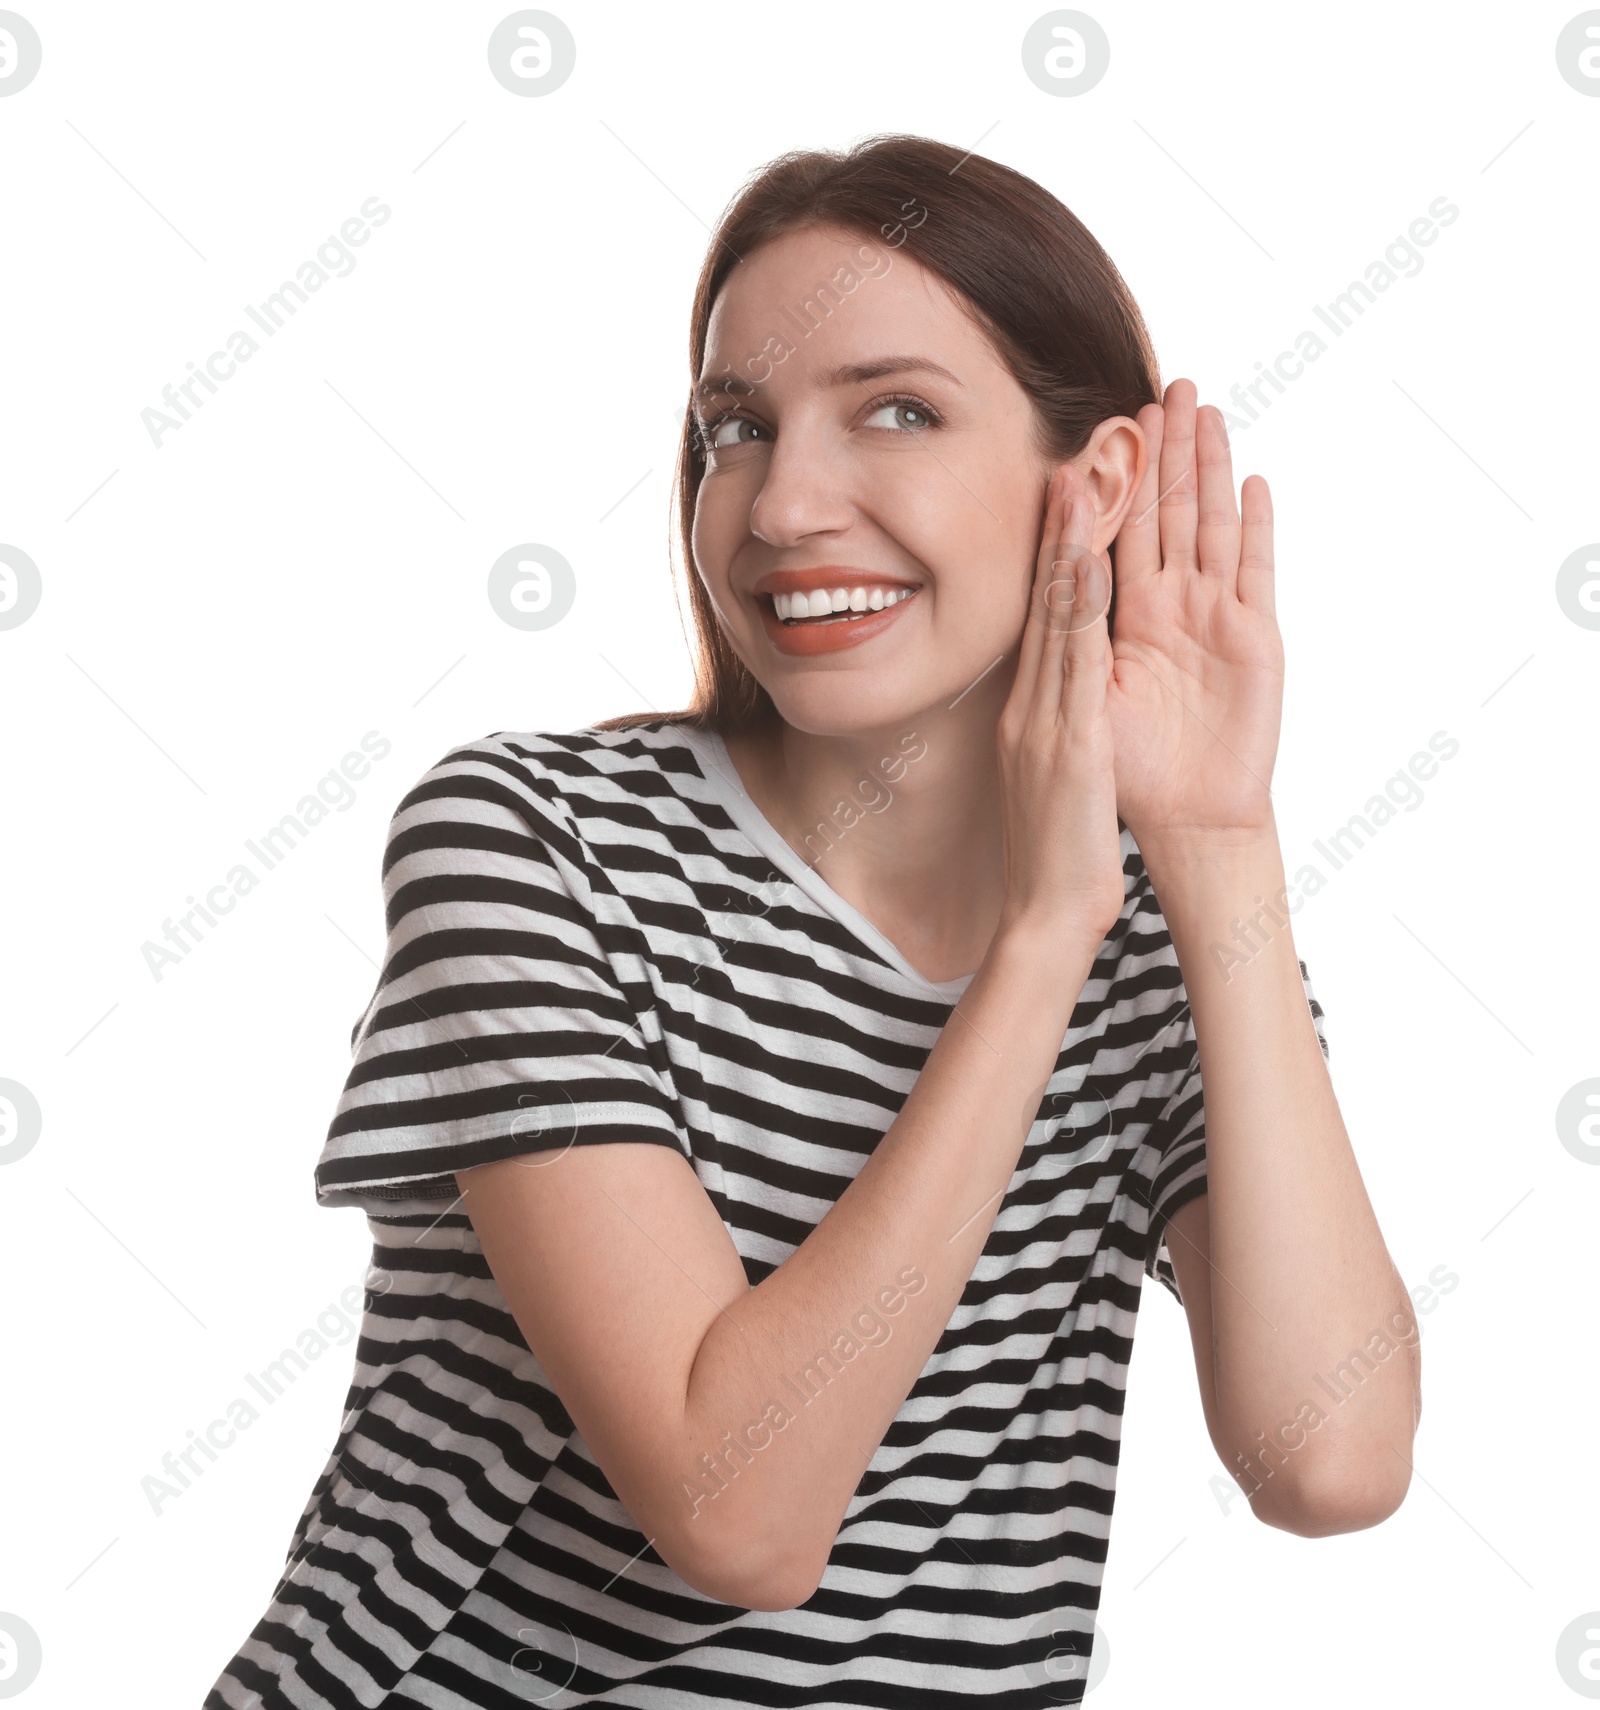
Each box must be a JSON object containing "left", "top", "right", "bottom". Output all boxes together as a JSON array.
[{"left": 761, "top": 679, "right": 933, "bottom": 741}]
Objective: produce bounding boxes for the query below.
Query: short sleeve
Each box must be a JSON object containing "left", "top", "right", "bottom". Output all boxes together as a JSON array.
[
  {"left": 313, "top": 736, "right": 693, "bottom": 1214},
  {"left": 1144, "top": 958, "right": 1330, "bottom": 1304}
]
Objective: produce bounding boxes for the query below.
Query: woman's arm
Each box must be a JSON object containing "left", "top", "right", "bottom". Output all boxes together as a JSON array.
[
  {"left": 462, "top": 923, "right": 1099, "bottom": 1612},
  {"left": 1110, "top": 380, "right": 1418, "bottom": 1532},
  {"left": 461, "top": 464, "right": 1126, "bottom": 1612},
  {"left": 1154, "top": 831, "right": 1419, "bottom": 1535}
]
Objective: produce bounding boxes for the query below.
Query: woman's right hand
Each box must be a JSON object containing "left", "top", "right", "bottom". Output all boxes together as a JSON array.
[{"left": 993, "top": 461, "right": 1126, "bottom": 948}]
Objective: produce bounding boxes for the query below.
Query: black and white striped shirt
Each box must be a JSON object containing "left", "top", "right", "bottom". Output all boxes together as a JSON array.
[{"left": 208, "top": 719, "right": 1328, "bottom": 1709}]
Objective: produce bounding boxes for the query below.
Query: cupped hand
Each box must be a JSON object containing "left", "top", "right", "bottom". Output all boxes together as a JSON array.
[
  {"left": 994, "top": 464, "right": 1126, "bottom": 945},
  {"left": 1106, "top": 379, "right": 1284, "bottom": 848}
]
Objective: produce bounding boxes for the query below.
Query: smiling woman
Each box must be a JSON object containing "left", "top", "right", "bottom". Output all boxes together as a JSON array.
[
  {"left": 664, "top": 139, "right": 1160, "bottom": 741},
  {"left": 209, "top": 133, "right": 1414, "bottom": 1710}
]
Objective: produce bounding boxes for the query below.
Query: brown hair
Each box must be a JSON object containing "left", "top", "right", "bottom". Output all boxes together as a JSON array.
[{"left": 593, "top": 132, "right": 1161, "bottom": 736}]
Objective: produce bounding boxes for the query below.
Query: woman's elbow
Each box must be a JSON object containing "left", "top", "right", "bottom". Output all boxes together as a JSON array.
[
  {"left": 682, "top": 1554, "right": 824, "bottom": 1613},
  {"left": 1255, "top": 1457, "right": 1414, "bottom": 1538},
  {"left": 671, "top": 1519, "right": 827, "bottom": 1612}
]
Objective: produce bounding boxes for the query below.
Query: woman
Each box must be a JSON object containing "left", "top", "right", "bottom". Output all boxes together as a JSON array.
[{"left": 209, "top": 134, "right": 1419, "bottom": 1708}]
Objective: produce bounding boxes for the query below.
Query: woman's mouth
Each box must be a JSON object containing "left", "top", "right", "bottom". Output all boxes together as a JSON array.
[
  {"left": 754, "top": 582, "right": 923, "bottom": 657},
  {"left": 769, "top": 585, "right": 920, "bottom": 625}
]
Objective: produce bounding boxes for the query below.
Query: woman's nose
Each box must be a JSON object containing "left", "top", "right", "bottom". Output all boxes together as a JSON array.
[{"left": 747, "top": 428, "right": 858, "bottom": 548}]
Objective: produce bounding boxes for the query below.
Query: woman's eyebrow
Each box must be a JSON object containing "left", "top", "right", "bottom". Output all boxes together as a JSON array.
[
  {"left": 822, "top": 356, "right": 965, "bottom": 390},
  {"left": 691, "top": 355, "right": 964, "bottom": 410},
  {"left": 692, "top": 373, "right": 756, "bottom": 408}
]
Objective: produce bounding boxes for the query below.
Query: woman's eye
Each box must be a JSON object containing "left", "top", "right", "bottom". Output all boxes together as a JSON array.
[
  {"left": 863, "top": 401, "right": 934, "bottom": 432},
  {"left": 705, "top": 416, "right": 767, "bottom": 450}
]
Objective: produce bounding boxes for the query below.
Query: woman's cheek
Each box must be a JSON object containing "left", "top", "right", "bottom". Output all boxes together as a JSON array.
[{"left": 690, "top": 499, "right": 738, "bottom": 611}]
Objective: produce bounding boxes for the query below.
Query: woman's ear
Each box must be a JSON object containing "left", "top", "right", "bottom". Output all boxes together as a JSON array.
[{"left": 1073, "top": 416, "right": 1147, "bottom": 556}]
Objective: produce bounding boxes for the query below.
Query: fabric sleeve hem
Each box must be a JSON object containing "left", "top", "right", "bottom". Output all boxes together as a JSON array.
[
  {"left": 315, "top": 1113, "right": 693, "bottom": 1209},
  {"left": 1145, "top": 1172, "right": 1209, "bottom": 1305}
]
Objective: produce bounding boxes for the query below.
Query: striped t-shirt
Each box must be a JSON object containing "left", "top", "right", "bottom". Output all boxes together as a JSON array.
[{"left": 208, "top": 718, "right": 1329, "bottom": 1709}]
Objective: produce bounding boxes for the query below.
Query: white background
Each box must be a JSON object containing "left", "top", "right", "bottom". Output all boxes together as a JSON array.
[{"left": 1, "top": 2, "right": 1597, "bottom": 1705}]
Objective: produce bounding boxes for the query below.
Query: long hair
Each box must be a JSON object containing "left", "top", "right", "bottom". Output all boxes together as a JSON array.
[{"left": 593, "top": 132, "right": 1161, "bottom": 735}]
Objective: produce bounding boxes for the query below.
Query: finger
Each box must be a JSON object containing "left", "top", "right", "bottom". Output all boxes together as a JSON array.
[
  {"left": 1157, "top": 378, "right": 1199, "bottom": 572},
  {"left": 1052, "top": 549, "right": 1111, "bottom": 759},
  {"left": 1044, "top": 467, "right": 1105, "bottom": 638},
  {"left": 1008, "top": 466, "right": 1068, "bottom": 718},
  {"left": 1056, "top": 457, "right": 1098, "bottom": 558},
  {"left": 1116, "top": 401, "right": 1165, "bottom": 588},
  {"left": 1195, "top": 405, "right": 1241, "bottom": 593},
  {"left": 1033, "top": 474, "right": 1094, "bottom": 724},
  {"left": 1043, "top": 465, "right": 1111, "bottom": 719},
  {"left": 1237, "top": 473, "right": 1275, "bottom": 618},
  {"left": 1058, "top": 552, "right": 1110, "bottom": 730}
]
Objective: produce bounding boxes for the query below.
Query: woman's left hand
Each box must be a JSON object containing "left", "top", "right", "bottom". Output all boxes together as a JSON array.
[{"left": 1104, "top": 378, "right": 1285, "bottom": 849}]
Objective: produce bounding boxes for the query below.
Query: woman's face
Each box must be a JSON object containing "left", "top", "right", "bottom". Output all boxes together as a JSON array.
[{"left": 690, "top": 222, "right": 1061, "bottom": 737}]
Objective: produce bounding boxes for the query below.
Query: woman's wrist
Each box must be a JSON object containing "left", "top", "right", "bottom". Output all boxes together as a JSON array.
[{"left": 983, "top": 910, "right": 1108, "bottom": 1019}]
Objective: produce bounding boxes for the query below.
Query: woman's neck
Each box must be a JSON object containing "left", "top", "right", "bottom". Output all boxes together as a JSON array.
[{"left": 719, "top": 696, "right": 1010, "bottom": 984}]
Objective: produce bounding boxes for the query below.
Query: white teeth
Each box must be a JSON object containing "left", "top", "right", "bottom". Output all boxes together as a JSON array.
[{"left": 769, "top": 585, "right": 917, "bottom": 622}]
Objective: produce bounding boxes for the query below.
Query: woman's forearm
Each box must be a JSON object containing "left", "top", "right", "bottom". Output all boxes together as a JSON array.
[
  {"left": 1144, "top": 824, "right": 1418, "bottom": 1530},
  {"left": 679, "top": 920, "right": 1102, "bottom": 1606}
]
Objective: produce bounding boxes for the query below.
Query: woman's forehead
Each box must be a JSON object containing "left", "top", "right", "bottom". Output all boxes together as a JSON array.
[{"left": 701, "top": 233, "right": 1001, "bottom": 389}]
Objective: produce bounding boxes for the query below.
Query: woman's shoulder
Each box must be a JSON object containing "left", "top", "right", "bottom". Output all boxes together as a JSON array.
[
  {"left": 381, "top": 716, "right": 713, "bottom": 870},
  {"left": 396, "top": 717, "right": 702, "bottom": 802}
]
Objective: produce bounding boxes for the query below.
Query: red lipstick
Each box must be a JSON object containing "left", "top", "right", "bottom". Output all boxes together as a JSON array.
[{"left": 749, "top": 566, "right": 924, "bottom": 658}]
